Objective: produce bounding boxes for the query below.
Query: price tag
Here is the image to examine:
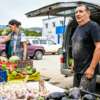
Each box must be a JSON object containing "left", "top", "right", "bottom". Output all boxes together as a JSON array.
[
  {"left": 24, "top": 75, "right": 29, "bottom": 85},
  {"left": 38, "top": 79, "right": 44, "bottom": 86},
  {"left": 38, "top": 79, "right": 47, "bottom": 94}
]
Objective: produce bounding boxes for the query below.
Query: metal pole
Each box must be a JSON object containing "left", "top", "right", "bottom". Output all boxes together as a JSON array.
[{"left": 63, "top": 17, "right": 66, "bottom": 40}]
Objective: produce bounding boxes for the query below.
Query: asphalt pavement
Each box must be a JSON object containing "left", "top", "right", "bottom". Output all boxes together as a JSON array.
[{"left": 31, "top": 53, "right": 100, "bottom": 94}]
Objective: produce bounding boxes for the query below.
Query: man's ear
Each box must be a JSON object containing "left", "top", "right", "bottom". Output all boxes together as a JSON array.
[{"left": 88, "top": 11, "right": 91, "bottom": 17}]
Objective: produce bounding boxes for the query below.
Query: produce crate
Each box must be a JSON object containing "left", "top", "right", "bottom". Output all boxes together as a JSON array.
[
  {"left": 7, "top": 71, "right": 40, "bottom": 81},
  {"left": 0, "top": 68, "right": 7, "bottom": 82},
  {"left": 82, "top": 90, "right": 100, "bottom": 99}
]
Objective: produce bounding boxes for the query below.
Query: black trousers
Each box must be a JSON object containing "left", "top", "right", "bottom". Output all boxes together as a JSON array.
[{"left": 73, "top": 73, "right": 96, "bottom": 93}]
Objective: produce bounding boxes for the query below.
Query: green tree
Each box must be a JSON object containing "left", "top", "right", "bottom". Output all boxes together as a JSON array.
[
  {"left": 30, "top": 30, "right": 39, "bottom": 36},
  {"left": 24, "top": 29, "right": 30, "bottom": 36},
  {"left": 0, "top": 30, "right": 3, "bottom": 36},
  {"left": 3, "top": 28, "right": 40, "bottom": 37},
  {"left": 19, "top": 27, "right": 24, "bottom": 31},
  {"left": 5, "top": 29, "right": 11, "bottom": 36},
  {"left": 38, "top": 31, "right": 42, "bottom": 36}
]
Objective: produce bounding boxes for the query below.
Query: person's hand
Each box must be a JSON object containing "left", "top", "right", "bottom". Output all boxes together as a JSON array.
[
  {"left": 4, "top": 53, "right": 7, "bottom": 58},
  {"left": 71, "top": 65, "right": 74, "bottom": 73},
  {"left": 84, "top": 67, "right": 95, "bottom": 79}
]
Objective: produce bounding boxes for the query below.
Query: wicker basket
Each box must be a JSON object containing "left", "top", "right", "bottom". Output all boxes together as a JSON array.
[{"left": 15, "top": 59, "right": 33, "bottom": 70}]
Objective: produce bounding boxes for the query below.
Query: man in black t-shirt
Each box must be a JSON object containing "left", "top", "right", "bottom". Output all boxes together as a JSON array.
[{"left": 71, "top": 4, "right": 100, "bottom": 93}]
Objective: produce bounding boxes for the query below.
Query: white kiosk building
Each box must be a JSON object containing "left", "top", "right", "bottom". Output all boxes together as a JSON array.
[{"left": 42, "top": 17, "right": 71, "bottom": 44}]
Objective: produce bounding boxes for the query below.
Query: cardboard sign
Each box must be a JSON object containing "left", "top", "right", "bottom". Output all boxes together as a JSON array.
[
  {"left": 38, "top": 80, "right": 47, "bottom": 94},
  {"left": 24, "top": 75, "right": 29, "bottom": 85}
]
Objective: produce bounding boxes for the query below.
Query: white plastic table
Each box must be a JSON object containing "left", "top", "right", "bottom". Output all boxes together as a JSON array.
[{"left": 27, "top": 81, "right": 65, "bottom": 93}]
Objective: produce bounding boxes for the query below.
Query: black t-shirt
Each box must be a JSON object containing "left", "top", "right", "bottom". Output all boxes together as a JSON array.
[{"left": 72, "top": 20, "right": 100, "bottom": 74}]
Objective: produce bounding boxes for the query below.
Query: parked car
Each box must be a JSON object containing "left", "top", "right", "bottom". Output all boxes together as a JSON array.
[
  {"left": 0, "top": 36, "right": 45, "bottom": 60},
  {"left": 25, "top": 1, "right": 100, "bottom": 83},
  {"left": 27, "top": 36, "right": 61, "bottom": 54}
]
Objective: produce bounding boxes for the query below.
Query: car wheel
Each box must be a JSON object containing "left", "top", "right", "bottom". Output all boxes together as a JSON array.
[
  {"left": 29, "top": 56, "right": 34, "bottom": 59},
  {"left": 1, "top": 51, "right": 5, "bottom": 57},
  {"left": 35, "top": 51, "right": 42, "bottom": 60},
  {"left": 58, "top": 48, "right": 61, "bottom": 55}
]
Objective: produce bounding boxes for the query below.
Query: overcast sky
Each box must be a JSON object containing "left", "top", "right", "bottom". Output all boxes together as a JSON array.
[{"left": 0, "top": 0, "right": 99, "bottom": 28}]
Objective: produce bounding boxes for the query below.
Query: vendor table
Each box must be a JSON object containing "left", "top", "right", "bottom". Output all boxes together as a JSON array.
[{"left": 27, "top": 81, "right": 65, "bottom": 93}]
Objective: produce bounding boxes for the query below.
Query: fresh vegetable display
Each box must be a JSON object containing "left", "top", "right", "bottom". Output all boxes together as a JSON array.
[
  {"left": 0, "top": 61, "right": 38, "bottom": 81},
  {"left": 9, "top": 66, "right": 13, "bottom": 73},
  {"left": 9, "top": 56, "right": 20, "bottom": 64},
  {"left": 26, "top": 70, "right": 33, "bottom": 75},
  {"left": 17, "top": 73, "right": 21, "bottom": 76},
  {"left": 1, "top": 64, "right": 7, "bottom": 70},
  {"left": 82, "top": 94, "right": 96, "bottom": 100},
  {"left": 11, "top": 71, "right": 17, "bottom": 77},
  {"left": 22, "top": 71, "right": 28, "bottom": 75},
  {"left": 46, "top": 87, "right": 100, "bottom": 100},
  {"left": 2, "top": 64, "right": 37, "bottom": 76},
  {"left": 30, "top": 67, "right": 36, "bottom": 73},
  {"left": 0, "top": 82, "right": 50, "bottom": 100},
  {"left": 16, "top": 68, "right": 22, "bottom": 73},
  {"left": 26, "top": 66, "right": 31, "bottom": 70},
  {"left": 0, "top": 57, "right": 9, "bottom": 63},
  {"left": 0, "top": 81, "right": 99, "bottom": 100},
  {"left": 68, "top": 58, "right": 73, "bottom": 66}
]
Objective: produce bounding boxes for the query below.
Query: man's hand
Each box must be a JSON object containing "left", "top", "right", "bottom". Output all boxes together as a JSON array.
[
  {"left": 71, "top": 65, "right": 74, "bottom": 73},
  {"left": 84, "top": 67, "right": 95, "bottom": 79},
  {"left": 71, "top": 61, "right": 74, "bottom": 73}
]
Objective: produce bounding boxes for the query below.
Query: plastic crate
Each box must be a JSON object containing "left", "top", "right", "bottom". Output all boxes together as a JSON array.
[
  {"left": 82, "top": 90, "right": 100, "bottom": 98},
  {"left": 0, "top": 68, "right": 7, "bottom": 82},
  {"left": 7, "top": 71, "right": 40, "bottom": 81}
]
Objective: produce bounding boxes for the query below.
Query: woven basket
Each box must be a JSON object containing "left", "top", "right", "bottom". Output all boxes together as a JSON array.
[{"left": 15, "top": 59, "right": 33, "bottom": 70}]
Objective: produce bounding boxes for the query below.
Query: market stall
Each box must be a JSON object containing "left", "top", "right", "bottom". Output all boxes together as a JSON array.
[{"left": 0, "top": 56, "right": 100, "bottom": 100}]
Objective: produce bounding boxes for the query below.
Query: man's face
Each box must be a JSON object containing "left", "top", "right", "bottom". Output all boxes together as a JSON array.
[{"left": 75, "top": 6, "right": 90, "bottom": 24}]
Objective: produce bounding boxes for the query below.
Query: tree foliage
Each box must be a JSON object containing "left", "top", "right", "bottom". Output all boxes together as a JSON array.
[
  {"left": 1, "top": 27, "right": 42, "bottom": 36},
  {"left": 38, "top": 32, "right": 42, "bottom": 36},
  {"left": 20, "top": 28, "right": 41, "bottom": 36},
  {"left": 0, "top": 30, "right": 3, "bottom": 36},
  {"left": 5, "top": 29, "right": 11, "bottom": 36}
]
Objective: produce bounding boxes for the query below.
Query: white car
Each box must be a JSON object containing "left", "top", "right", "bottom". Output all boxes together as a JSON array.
[{"left": 27, "top": 37, "right": 61, "bottom": 54}]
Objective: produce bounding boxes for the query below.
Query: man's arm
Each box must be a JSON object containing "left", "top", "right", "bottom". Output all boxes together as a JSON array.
[{"left": 84, "top": 42, "right": 100, "bottom": 79}]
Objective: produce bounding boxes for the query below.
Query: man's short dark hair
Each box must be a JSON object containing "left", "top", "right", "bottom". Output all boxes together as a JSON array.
[{"left": 77, "top": 4, "right": 90, "bottom": 11}]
